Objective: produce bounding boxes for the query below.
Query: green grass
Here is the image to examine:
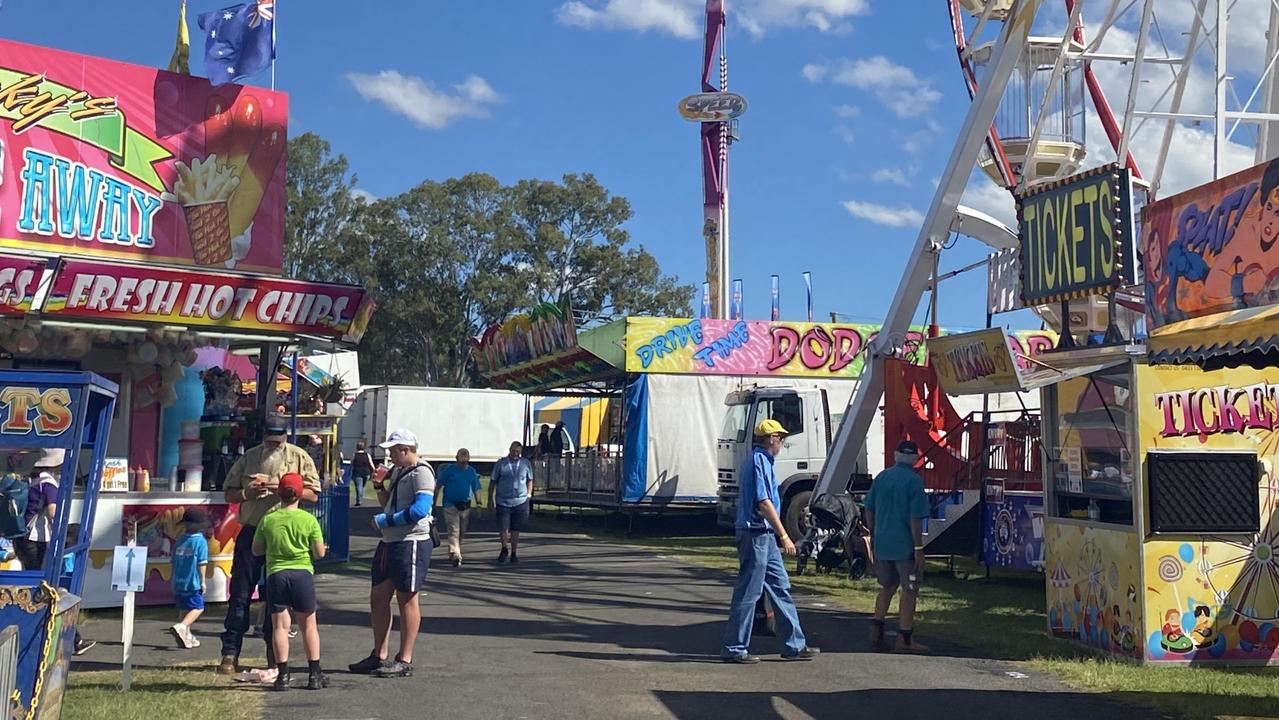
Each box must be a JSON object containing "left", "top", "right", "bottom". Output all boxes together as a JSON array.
[
  {"left": 534, "top": 512, "right": 1279, "bottom": 720},
  {"left": 65, "top": 666, "right": 262, "bottom": 720}
]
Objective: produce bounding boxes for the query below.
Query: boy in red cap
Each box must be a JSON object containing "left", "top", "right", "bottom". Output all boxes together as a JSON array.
[{"left": 252, "top": 472, "right": 328, "bottom": 691}]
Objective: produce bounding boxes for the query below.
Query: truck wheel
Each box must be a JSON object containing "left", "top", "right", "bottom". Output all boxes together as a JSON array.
[{"left": 783, "top": 489, "right": 811, "bottom": 542}]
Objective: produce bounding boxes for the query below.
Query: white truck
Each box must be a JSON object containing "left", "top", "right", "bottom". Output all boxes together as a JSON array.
[{"left": 341, "top": 385, "right": 528, "bottom": 472}]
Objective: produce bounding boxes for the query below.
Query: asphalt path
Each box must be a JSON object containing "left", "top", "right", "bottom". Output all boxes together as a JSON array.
[{"left": 75, "top": 508, "right": 1163, "bottom": 720}]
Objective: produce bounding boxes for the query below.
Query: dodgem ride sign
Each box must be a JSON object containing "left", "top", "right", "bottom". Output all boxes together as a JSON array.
[{"left": 677, "top": 92, "right": 748, "bottom": 122}]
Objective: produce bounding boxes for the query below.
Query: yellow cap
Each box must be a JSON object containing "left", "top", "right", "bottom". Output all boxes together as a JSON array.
[{"left": 754, "top": 418, "right": 789, "bottom": 437}]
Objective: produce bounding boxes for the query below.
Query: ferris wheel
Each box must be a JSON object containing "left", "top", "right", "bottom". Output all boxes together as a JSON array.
[{"left": 815, "top": 0, "right": 1279, "bottom": 498}]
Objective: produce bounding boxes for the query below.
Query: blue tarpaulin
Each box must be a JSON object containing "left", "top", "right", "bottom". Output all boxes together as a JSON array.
[{"left": 621, "top": 374, "right": 649, "bottom": 503}]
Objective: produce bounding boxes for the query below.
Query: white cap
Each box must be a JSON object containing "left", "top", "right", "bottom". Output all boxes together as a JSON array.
[
  {"left": 33, "top": 448, "right": 65, "bottom": 468},
  {"left": 379, "top": 429, "right": 418, "bottom": 449}
]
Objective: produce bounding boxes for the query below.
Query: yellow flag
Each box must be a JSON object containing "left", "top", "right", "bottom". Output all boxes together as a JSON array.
[{"left": 167, "top": 0, "right": 190, "bottom": 74}]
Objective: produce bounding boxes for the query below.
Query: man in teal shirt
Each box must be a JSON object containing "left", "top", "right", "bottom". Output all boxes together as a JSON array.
[
  {"left": 864, "top": 439, "right": 930, "bottom": 653},
  {"left": 436, "top": 448, "right": 483, "bottom": 567}
]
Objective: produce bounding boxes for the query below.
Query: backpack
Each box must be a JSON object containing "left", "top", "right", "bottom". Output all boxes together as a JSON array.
[{"left": 0, "top": 473, "right": 32, "bottom": 540}]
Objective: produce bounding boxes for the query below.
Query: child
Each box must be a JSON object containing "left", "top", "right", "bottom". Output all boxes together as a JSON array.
[
  {"left": 62, "top": 524, "right": 96, "bottom": 655},
  {"left": 252, "top": 472, "right": 327, "bottom": 691},
  {"left": 170, "top": 508, "right": 210, "bottom": 649}
]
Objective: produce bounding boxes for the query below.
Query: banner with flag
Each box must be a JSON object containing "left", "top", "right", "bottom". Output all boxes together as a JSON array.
[
  {"left": 700, "top": 282, "right": 711, "bottom": 319},
  {"left": 168, "top": 0, "right": 191, "bottom": 74},
  {"left": 803, "top": 271, "right": 813, "bottom": 322},
  {"left": 199, "top": 1, "right": 275, "bottom": 86},
  {"left": 771, "top": 275, "right": 780, "bottom": 321},
  {"left": 731, "top": 279, "right": 743, "bottom": 320}
]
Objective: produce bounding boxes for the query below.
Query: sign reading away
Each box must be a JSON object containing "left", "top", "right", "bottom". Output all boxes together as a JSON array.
[
  {"left": 1017, "top": 164, "right": 1135, "bottom": 305},
  {"left": 111, "top": 545, "right": 147, "bottom": 592}
]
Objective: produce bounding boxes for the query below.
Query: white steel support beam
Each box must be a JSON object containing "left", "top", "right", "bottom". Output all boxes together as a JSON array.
[
  {"left": 1215, "top": 0, "right": 1228, "bottom": 178},
  {"left": 1115, "top": 0, "right": 1155, "bottom": 174},
  {"left": 812, "top": 0, "right": 1043, "bottom": 501},
  {"left": 1257, "top": 0, "right": 1279, "bottom": 162}
]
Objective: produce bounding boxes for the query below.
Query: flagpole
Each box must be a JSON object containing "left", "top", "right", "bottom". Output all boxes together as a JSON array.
[{"left": 270, "top": 0, "right": 277, "bottom": 90}]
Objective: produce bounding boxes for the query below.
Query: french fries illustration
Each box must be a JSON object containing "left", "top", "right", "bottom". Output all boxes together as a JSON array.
[{"left": 175, "top": 155, "right": 241, "bottom": 266}]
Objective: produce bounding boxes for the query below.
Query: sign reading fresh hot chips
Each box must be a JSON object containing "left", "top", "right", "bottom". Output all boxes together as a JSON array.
[
  {"left": 0, "top": 39, "right": 287, "bottom": 272},
  {"left": 43, "top": 259, "right": 374, "bottom": 342}
]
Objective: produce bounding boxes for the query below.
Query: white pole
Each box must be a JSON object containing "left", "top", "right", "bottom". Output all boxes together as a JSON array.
[
  {"left": 1215, "top": 0, "right": 1227, "bottom": 179},
  {"left": 120, "top": 524, "right": 136, "bottom": 692},
  {"left": 270, "top": 0, "right": 277, "bottom": 91}
]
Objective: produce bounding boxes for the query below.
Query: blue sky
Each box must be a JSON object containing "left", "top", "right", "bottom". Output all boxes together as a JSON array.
[{"left": 4, "top": 1, "right": 1270, "bottom": 331}]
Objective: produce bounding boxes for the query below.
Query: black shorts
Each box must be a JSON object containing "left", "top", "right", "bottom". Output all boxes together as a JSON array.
[
  {"left": 266, "top": 569, "right": 317, "bottom": 614},
  {"left": 372, "top": 539, "right": 432, "bottom": 594},
  {"left": 496, "top": 501, "right": 530, "bottom": 532}
]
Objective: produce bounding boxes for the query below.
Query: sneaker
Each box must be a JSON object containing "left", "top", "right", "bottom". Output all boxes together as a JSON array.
[
  {"left": 782, "top": 647, "right": 821, "bottom": 661},
  {"left": 306, "top": 670, "right": 330, "bottom": 690},
  {"left": 170, "top": 623, "right": 187, "bottom": 648},
  {"left": 720, "top": 653, "right": 761, "bottom": 664},
  {"left": 72, "top": 639, "right": 96, "bottom": 656},
  {"left": 288, "top": 626, "right": 299, "bottom": 639},
  {"left": 894, "top": 635, "right": 929, "bottom": 654},
  {"left": 371, "top": 657, "right": 413, "bottom": 678},
  {"left": 347, "top": 653, "right": 389, "bottom": 674},
  {"left": 190, "top": 634, "right": 201, "bottom": 648},
  {"left": 497, "top": 547, "right": 509, "bottom": 563},
  {"left": 272, "top": 672, "right": 291, "bottom": 692},
  {"left": 217, "top": 656, "right": 238, "bottom": 675},
  {"left": 452, "top": 556, "right": 462, "bottom": 568}
]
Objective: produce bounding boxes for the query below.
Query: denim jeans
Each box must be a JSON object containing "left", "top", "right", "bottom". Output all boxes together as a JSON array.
[
  {"left": 722, "top": 529, "right": 807, "bottom": 658},
  {"left": 352, "top": 472, "right": 370, "bottom": 505},
  {"left": 220, "top": 524, "right": 271, "bottom": 660}
]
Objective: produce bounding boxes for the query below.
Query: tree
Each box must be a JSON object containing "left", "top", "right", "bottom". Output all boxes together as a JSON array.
[
  {"left": 511, "top": 174, "right": 693, "bottom": 326},
  {"left": 283, "top": 133, "right": 360, "bottom": 282}
]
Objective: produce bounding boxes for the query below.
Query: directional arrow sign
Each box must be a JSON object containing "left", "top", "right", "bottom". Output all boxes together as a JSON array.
[{"left": 111, "top": 545, "right": 147, "bottom": 593}]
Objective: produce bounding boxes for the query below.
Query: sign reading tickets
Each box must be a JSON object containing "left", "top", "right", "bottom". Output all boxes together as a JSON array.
[
  {"left": 626, "top": 317, "right": 1059, "bottom": 379},
  {"left": 43, "top": 258, "right": 374, "bottom": 342},
  {"left": 1143, "top": 157, "right": 1279, "bottom": 329},
  {"left": 0, "top": 384, "right": 76, "bottom": 441},
  {"left": 927, "top": 328, "right": 1020, "bottom": 394},
  {"left": 1017, "top": 164, "right": 1136, "bottom": 305},
  {"left": 0, "top": 39, "right": 287, "bottom": 272}
]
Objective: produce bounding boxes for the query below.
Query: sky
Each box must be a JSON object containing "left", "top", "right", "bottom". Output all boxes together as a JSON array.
[{"left": 2, "top": 0, "right": 1272, "bottom": 331}]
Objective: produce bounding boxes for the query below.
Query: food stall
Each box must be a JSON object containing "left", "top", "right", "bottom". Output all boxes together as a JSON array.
[
  {"left": 0, "top": 371, "right": 118, "bottom": 720},
  {"left": 0, "top": 40, "right": 374, "bottom": 607}
]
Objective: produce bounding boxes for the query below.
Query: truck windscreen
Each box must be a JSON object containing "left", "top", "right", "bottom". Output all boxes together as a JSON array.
[{"left": 721, "top": 403, "right": 749, "bottom": 444}]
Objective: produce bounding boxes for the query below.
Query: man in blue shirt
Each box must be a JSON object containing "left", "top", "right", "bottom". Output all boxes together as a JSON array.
[
  {"left": 487, "top": 441, "right": 533, "bottom": 564},
  {"left": 864, "top": 439, "right": 931, "bottom": 653},
  {"left": 436, "top": 448, "right": 483, "bottom": 567},
  {"left": 721, "top": 419, "right": 820, "bottom": 663}
]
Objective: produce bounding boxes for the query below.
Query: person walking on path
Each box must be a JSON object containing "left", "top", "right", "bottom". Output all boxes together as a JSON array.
[
  {"left": 488, "top": 441, "right": 533, "bottom": 564},
  {"left": 351, "top": 440, "right": 375, "bottom": 507},
  {"left": 253, "top": 472, "right": 329, "bottom": 691},
  {"left": 721, "top": 419, "right": 820, "bottom": 664},
  {"left": 348, "top": 429, "right": 436, "bottom": 678},
  {"left": 14, "top": 449, "right": 63, "bottom": 572},
  {"left": 865, "top": 439, "right": 930, "bottom": 653},
  {"left": 436, "top": 448, "right": 482, "bottom": 567},
  {"left": 218, "top": 416, "right": 321, "bottom": 677},
  {"left": 170, "top": 508, "right": 210, "bottom": 650}
]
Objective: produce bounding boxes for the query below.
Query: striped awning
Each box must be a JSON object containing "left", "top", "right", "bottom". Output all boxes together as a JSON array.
[{"left": 1148, "top": 305, "right": 1279, "bottom": 364}]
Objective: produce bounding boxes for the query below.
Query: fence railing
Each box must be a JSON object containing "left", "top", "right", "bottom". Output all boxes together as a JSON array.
[
  {"left": 533, "top": 454, "right": 622, "bottom": 502},
  {"left": 310, "top": 475, "right": 350, "bottom": 563}
]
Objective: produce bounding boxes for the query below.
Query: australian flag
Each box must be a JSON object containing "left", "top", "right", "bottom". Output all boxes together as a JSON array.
[{"left": 199, "top": 2, "right": 275, "bottom": 86}]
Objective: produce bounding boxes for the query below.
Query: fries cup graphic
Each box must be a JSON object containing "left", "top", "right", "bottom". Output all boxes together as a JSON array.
[{"left": 175, "top": 154, "right": 241, "bottom": 267}]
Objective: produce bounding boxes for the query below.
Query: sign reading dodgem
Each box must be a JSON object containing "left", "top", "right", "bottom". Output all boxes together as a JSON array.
[
  {"left": 1016, "top": 164, "right": 1136, "bottom": 305},
  {"left": 677, "top": 92, "right": 748, "bottom": 122}
]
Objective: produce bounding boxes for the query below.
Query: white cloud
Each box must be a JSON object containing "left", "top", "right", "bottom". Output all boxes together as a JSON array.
[
  {"left": 871, "top": 168, "right": 911, "bottom": 187},
  {"left": 834, "top": 125, "right": 855, "bottom": 144},
  {"left": 557, "top": 0, "right": 867, "bottom": 39},
  {"left": 802, "top": 63, "right": 829, "bottom": 83},
  {"left": 836, "top": 103, "right": 860, "bottom": 118},
  {"left": 842, "top": 200, "right": 924, "bottom": 227},
  {"left": 811, "top": 56, "right": 942, "bottom": 118},
  {"left": 351, "top": 189, "right": 377, "bottom": 205},
  {"left": 346, "top": 71, "right": 502, "bottom": 130},
  {"left": 959, "top": 174, "right": 1016, "bottom": 228},
  {"left": 555, "top": 0, "right": 700, "bottom": 39}
]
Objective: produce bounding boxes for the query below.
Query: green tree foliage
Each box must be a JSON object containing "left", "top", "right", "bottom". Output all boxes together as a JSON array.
[{"left": 284, "top": 135, "right": 694, "bottom": 386}]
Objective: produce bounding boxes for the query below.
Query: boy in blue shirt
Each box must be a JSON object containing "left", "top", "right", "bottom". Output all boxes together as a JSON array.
[
  {"left": 170, "top": 507, "right": 210, "bottom": 649},
  {"left": 436, "top": 448, "right": 483, "bottom": 567}
]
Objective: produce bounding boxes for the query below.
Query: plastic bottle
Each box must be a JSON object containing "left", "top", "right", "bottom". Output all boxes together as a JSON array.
[
  {"left": 1087, "top": 498, "right": 1100, "bottom": 522},
  {"left": 139, "top": 467, "right": 150, "bottom": 493}
]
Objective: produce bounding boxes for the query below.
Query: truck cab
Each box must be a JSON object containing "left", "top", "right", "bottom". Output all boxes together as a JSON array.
[{"left": 716, "top": 386, "right": 867, "bottom": 539}]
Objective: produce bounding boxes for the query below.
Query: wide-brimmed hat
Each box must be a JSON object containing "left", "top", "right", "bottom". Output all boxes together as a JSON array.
[{"left": 33, "top": 448, "right": 65, "bottom": 468}]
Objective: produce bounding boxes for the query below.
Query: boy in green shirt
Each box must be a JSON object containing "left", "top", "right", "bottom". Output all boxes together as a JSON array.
[{"left": 252, "top": 472, "right": 328, "bottom": 691}]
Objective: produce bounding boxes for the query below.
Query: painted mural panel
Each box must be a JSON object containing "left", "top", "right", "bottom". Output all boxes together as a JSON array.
[
  {"left": 1045, "top": 521, "right": 1143, "bottom": 659},
  {"left": 1138, "top": 363, "right": 1279, "bottom": 664}
]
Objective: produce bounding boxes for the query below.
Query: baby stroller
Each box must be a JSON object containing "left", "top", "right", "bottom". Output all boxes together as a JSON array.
[{"left": 795, "top": 491, "right": 872, "bottom": 579}]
